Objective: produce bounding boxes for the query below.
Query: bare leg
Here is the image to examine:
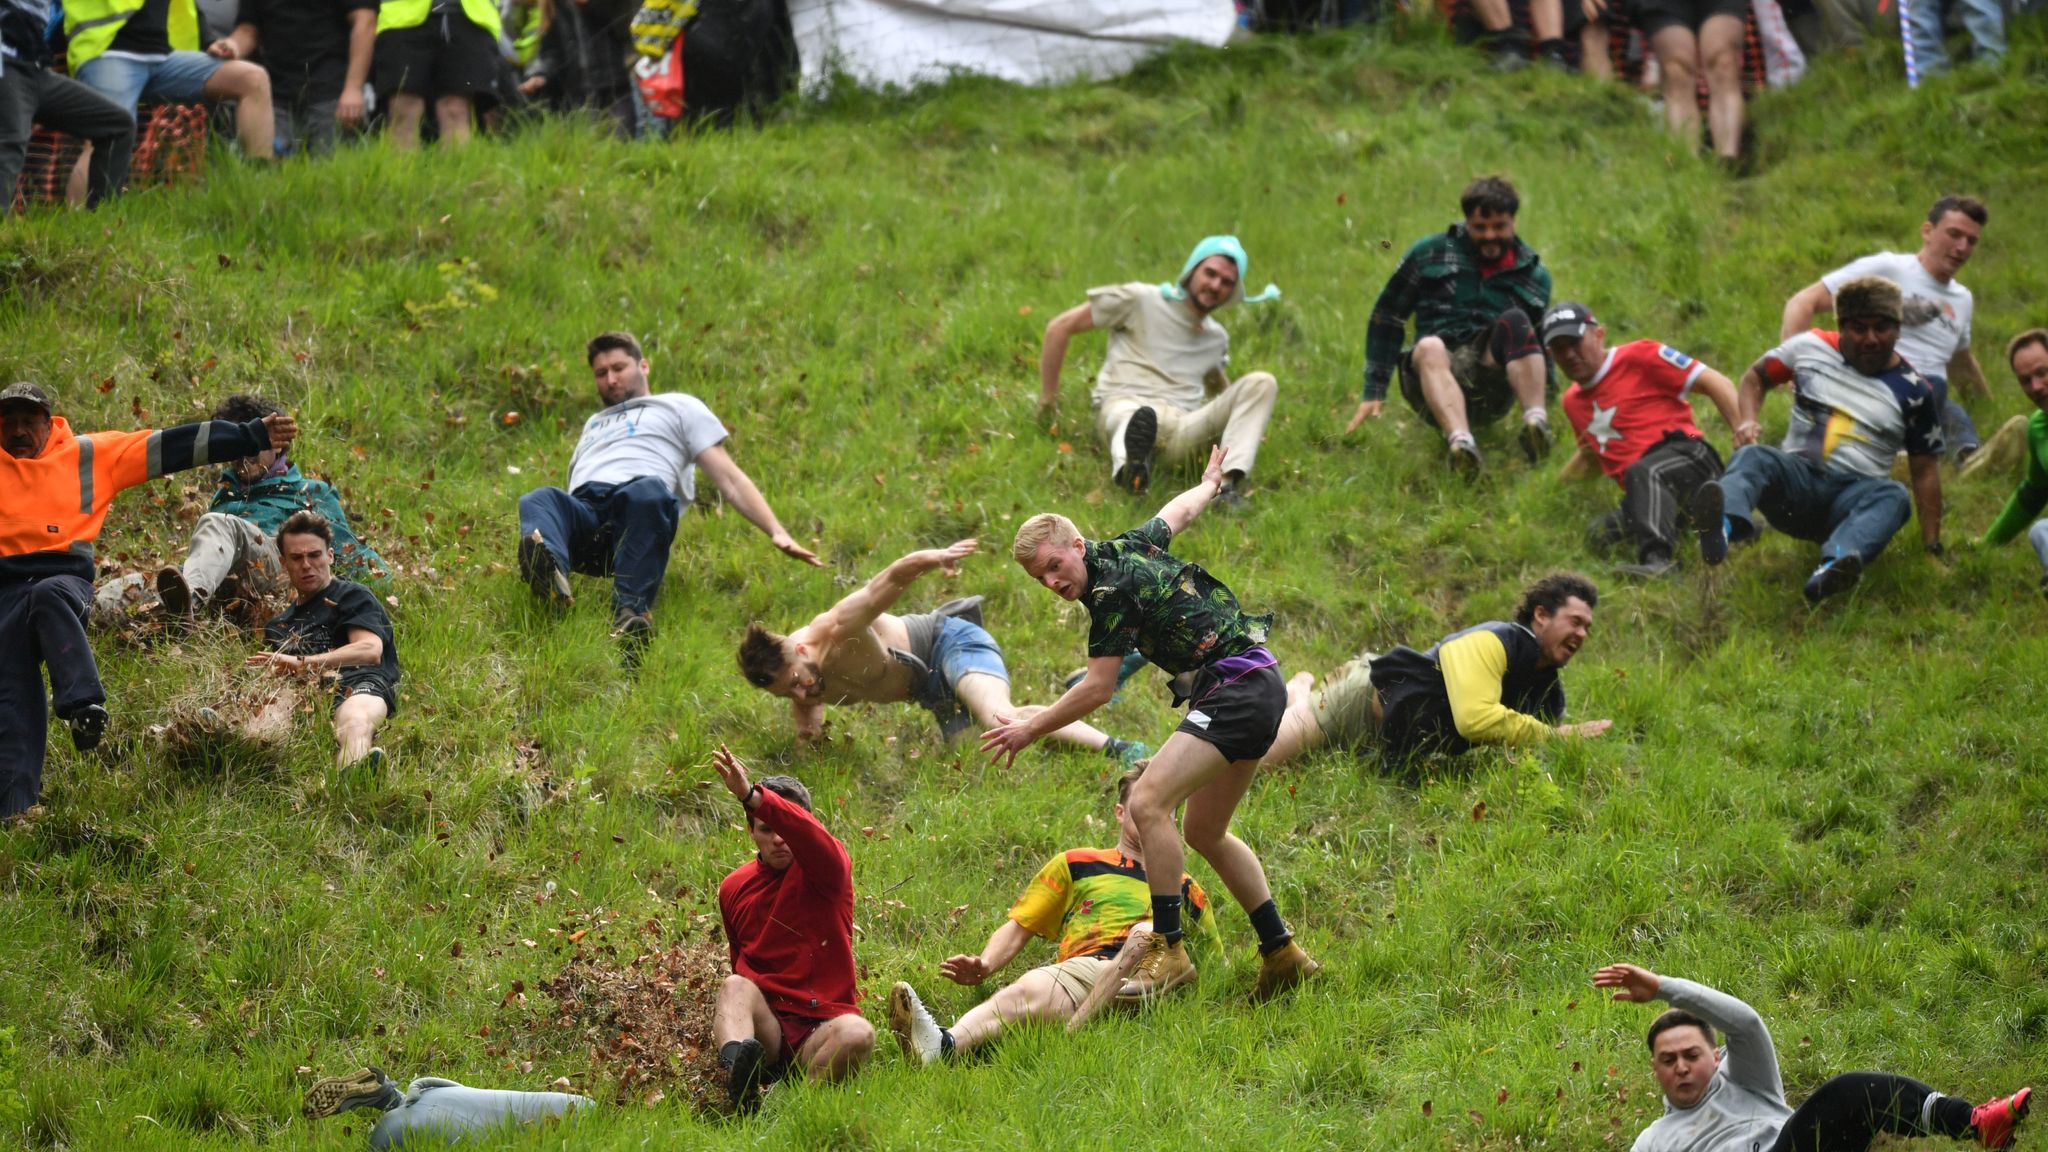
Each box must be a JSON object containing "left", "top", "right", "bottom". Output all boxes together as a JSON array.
[
  {"left": 433, "top": 95, "right": 473, "bottom": 145},
  {"left": 1698, "top": 14, "right": 1746, "bottom": 159},
  {"left": 1469, "top": 0, "right": 1513, "bottom": 30},
  {"left": 1651, "top": 25, "right": 1704, "bottom": 148},
  {"left": 1179, "top": 756, "right": 1275, "bottom": 915},
  {"left": 793, "top": 1015, "right": 875, "bottom": 1084},
  {"left": 1529, "top": 0, "right": 1564, "bottom": 40},
  {"left": 1582, "top": 19, "right": 1614, "bottom": 78},
  {"left": 712, "top": 975, "right": 785, "bottom": 1064},
  {"left": 333, "top": 693, "right": 388, "bottom": 767},
  {"left": 950, "top": 968, "right": 1071, "bottom": 1054},
  {"left": 1259, "top": 672, "right": 1325, "bottom": 770},
  {"left": 1506, "top": 352, "right": 1548, "bottom": 418},
  {"left": 1126, "top": 733, "right": 1272, "bottom": 914},
  {"left": 202, "top": 61, "right": 274, "bottom": 160},
  {"left": 387, "top": 94, "right": 424, "bottom": 149},
  {"left": 952, "top": 672, "right": 1112, "bottom": 751},
  {"left": 1412, "top": 336, "right": 1471, "bottom": 441}
]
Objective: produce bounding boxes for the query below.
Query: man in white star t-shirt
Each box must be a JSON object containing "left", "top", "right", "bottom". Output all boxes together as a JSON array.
[
  {"left": 1546, "top": 302, "right": 1741, "bottom": 577},
  {"left": 1782, "top": 195, "right": 1990, "bottom": 465}
]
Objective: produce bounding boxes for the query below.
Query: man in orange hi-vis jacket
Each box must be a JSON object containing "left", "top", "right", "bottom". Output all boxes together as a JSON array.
[{"left": 0, "top": 382, "right": 298, "bottom": 819}]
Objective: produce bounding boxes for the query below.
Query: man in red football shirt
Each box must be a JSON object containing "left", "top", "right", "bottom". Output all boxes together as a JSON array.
[
  {"left": 1546, "top": 302, "right": 1742, "bottom": 576},
  {"left": 711, "top": 745, "right": 874, "bottom": 1112}
]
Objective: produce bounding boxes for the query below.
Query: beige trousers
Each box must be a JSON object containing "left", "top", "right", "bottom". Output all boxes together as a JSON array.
[
  {"left": 1095, "top": 372, "right": 1279, "bottom": 479},
  {"left": 93, "top": 512, "right": 287, "bottom": 620}
]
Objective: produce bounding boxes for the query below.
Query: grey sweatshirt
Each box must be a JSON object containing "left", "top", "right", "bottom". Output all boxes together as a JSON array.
[{"left": 1630, "top": 977, "right": 1793, "bottom": 1152}]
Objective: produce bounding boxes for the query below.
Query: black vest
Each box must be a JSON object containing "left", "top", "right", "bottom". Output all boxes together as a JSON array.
[{"left": 1369, "top": 621, "right": 1564, "bottom": 760}]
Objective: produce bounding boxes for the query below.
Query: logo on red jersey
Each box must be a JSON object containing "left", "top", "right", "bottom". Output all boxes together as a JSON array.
[{"left": 1657, "top": 345, "right": 1694, "bottom": 370}]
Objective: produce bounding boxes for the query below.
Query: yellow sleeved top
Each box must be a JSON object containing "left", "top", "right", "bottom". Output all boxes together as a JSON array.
[{"left": 1435, "top": 627, "right": 1557, "bottom": 746}]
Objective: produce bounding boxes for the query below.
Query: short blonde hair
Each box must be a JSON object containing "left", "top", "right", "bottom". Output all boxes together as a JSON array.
[{"left": 1012, "top": 513, "right": 1082, "bottom": 565}]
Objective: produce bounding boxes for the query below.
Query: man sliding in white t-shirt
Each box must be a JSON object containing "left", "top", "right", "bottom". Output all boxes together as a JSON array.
[
  {"left": 516, "top": 331, "right": 821, "bottom": 658},
  {"left": 1782, "top": 194, "right": 1991, "bottom": 466}
]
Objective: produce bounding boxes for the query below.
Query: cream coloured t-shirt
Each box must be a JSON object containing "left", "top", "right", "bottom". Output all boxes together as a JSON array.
[{"left": 1087, "top": 282, "right": 1229, "bottom": 412}]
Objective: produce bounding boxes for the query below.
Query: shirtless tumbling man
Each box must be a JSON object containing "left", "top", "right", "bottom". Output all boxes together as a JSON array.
[{"left": 736, "top": 539, "right": 1145, "bottom": 763}]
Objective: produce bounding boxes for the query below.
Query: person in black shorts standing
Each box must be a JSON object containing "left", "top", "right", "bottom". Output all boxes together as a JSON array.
[
  {"left": 995, "top": 446, "right": 1320, "bottom": 1007},
  {"left": 208, "top": 0, "right": 377, "bottom": 155},
  {"left": 252, "top": 510, "right": 399, "bottom": 770},
  {"left": 1634, "top": 0, "right": 1748, "bottom": 161},
  {"left": 372, "top": 0, "right": 502, "bottom": 148}
]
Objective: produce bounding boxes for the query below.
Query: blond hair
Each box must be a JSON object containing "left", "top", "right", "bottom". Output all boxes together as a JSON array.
[{"left": 1012, "top": 513, "right": 1082, "bottom": 565}]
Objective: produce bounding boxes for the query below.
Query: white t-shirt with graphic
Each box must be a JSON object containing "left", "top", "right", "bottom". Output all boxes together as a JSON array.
[
  {"left": 1821, "top": 251, "right": 1972, "bottom": 381},
  {"left": 566, "top": 392, "right": 728, "bottom": 502}
]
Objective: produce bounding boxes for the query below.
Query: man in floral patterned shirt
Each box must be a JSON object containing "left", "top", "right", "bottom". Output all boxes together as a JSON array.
[{"left": 993, "top": 446, "right": 1319, "bottom": 1009}]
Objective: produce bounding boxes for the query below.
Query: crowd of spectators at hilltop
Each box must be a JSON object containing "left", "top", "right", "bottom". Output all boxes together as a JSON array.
[{"left": 0, "top": 0, "right": 2029, "bottom": 211}]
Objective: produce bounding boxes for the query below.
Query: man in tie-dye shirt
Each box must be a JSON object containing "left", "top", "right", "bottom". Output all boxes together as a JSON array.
[{"left": 884, "top": 763, "right": 1212, "bottom": 1065}]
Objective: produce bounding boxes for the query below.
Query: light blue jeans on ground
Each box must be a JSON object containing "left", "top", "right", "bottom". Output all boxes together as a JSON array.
[
  {"left": 73, "top": 50, "right": 222, "bottom": 114},
  {"left": 2029, "top": 520, "right": 2048, "bottom": 572},
  {"left": 1718, "top": 445, "right": 1913, "bottom": 564},
  {"left": 363, "top": 1076, "right": 595, "bottom": 1149},
  {"left": 1905, "top": 0, "right": 2005, "bottom": 74}
]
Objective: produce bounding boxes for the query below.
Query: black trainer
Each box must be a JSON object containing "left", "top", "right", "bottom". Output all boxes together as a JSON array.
[
  {"left": 519, "top": 530, "right": 574, "bottom": 609},
  {"left": 1802, "top": 553, "right": 1863, "bottom": 605},
  {"left": 68, "top": 704, "right": 109, "bottom": 752},
  {"left": 1112, "top": 407, "right": 1158, "bottom": 494},
  {"left": 155, "top": 566, "right": 194, "bottom": 618},
  {"left": 723, "top": 1037, "right": 767, "bottom": 1113},
  {"left": 1689, "top": 481, "right": 1728, "bottom": 566}
]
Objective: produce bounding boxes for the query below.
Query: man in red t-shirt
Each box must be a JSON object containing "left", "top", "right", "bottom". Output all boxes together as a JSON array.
[
  {"left": 1546, "top": 302, "right": 1741, "bottom": 577},
  {"left": 711, "top": 746, "right": 873, "bottom": 1112}
]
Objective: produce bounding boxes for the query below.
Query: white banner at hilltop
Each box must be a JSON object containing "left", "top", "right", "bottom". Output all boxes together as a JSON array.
[{"left": 788, "top": 0, "right": 1239, "bottom": 94}]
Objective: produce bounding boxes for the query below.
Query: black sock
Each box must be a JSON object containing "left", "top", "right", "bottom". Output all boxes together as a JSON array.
[
  {"left": 1152, "top": 894, "right": 1184, "bottom": 945},
  {"left": 939, "top": 1028, "right": 955, "bottom": 1057},
  {"left": 1249, "top": 899, "right": 1292, "bottom": 955},
  {"left": 1930, "top": 1093, "right": 1973, "bottom": 1138},
  {"left": 718, "top": 1040, "right": 747, "bottom": 1068},
  {"left": 1102, "top": 738, "right": 1130, "bottom": 760}
]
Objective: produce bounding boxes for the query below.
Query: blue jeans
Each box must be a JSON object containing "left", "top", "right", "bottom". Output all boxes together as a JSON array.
[
  {"left": 73, "top": 50, "right": 223, "bottom": 114},
  {"left": 1904, "top": 0, "right": 2004, "bottom": 74},
  {"left": 0, "top": 574, "right": 104, "bottom": 818},
  {"left": 517, "top": 477, "right": 680, "bottom": 615},
  {"left": 911, "top": 617, "right": 1010, "bottom": 737},
  {"left": 2029, "top": 520, "right": 2048, "bottom": 573},
  {"left": 1719, "top": 445, "right": 1912, "bottom": 564}
]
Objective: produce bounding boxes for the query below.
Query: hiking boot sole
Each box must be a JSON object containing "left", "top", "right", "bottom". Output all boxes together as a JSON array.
[
  {"left": 518, "top": 532, "right": 574, "bottom": 609},
  {"left": 1114, "top": 407, "right": 1158, "bottom": 494},
  {"left": 1689, "top": 481, "right": 1727, "bottom": 566},
  {"left": 303, "top": 1067, "right": 389, "bottom": 1120}
]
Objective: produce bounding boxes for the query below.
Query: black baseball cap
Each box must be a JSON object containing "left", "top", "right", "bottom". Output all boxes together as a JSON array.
[
  {"left": 1541, "top": 302, "right": 1597, "bottom": 344},
  {"left": 0, "top": 382, "right": 52, "bottom": 413}
]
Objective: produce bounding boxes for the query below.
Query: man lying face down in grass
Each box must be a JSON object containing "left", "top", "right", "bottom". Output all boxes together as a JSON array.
[
  {"left": 1594, "top": 962, "right": 2029, "bottom": 1152},
  {"left": 998, "top": 445, "right": 1317, "bottom": 1009},
  {"left": 885, "top": 760, "right": 1216, "bottom": 1065},
  {"left": 735, "top": 539, "right": 1145, "bottom": 764}
]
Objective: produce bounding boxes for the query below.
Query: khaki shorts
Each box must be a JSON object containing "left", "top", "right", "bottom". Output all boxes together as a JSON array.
[
  {"left": 1043, "top": 955, "right": 1117, "bottom": 1009},
  {"left": 1309, "top": 653, "right": 1383, "bottom": 752}
]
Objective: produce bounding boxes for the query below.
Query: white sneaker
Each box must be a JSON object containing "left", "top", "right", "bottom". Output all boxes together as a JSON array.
[{"left": 888, "top": 981, "right": 944, "bottom": 1066}]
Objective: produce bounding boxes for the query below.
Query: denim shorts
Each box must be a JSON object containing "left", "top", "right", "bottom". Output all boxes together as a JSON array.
[
  {"left": 75, "top": 50, "right": 223, "bottom": 113},
  {"left": 914, "top": 617, "right": 1008, "bottom": 737}
]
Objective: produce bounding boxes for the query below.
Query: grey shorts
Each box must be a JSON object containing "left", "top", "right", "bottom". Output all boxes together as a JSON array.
[{"left": 1398, "top": 337, "right": 1517, "bottom": 428}]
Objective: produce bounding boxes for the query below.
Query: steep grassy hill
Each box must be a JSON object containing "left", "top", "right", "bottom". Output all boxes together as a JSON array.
[{"left": 2, "top": 21, "right": 2046, "bottom": 1150}]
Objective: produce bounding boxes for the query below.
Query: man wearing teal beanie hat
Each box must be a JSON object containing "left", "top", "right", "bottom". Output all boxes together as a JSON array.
[{"left": 1038, "top": 235, "right": 1282, "bottom": 506}]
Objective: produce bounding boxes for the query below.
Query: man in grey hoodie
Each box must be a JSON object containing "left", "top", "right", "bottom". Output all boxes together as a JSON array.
[{"left": 1594, "top": 963, "right": 2030, "bottom": 1152}]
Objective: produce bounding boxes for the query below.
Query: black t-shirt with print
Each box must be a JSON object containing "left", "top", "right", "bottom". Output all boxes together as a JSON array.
[
  {"left": 237, "top": 0, "right": 377, "bottom": 99},
  {"left": 263, "top": 578, "right": 400, "bottom": 703}
]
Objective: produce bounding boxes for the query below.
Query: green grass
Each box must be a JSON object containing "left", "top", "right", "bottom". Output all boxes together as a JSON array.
[{"left": 4, "top": 19, "right": 2048, "bottom": 1149}]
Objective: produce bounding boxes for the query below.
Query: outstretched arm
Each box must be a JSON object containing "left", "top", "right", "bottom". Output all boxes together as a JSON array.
[
  {"left": 1781, "top": 281, "right": 1832, "bottom": 341},
  {"left": 1154, "top": 446, "right": 1229, "bottom": 536},
  {"left": 713, "top": 744, "right": 851, "bottom": 890},
  {"left": 694, "top": 444, "right": 824, "bottom": 567},
  {"left": 939, "top": 918, "right": 1035, "bottom": 986},
  {"left": 250, "top": 625, "right": 384, "bottom": 673},
  {"left": 980, "top": 654, "right": 1120, "bottom": 766},
  {"left": 1597, "top": 963, "right": 1784, "bottom": 1104},
  {"left": 819, "top": 540, "right": 976, "bottom": 639},
  {"left": 1040, "top": 304, "right": 1095, "bottom": 412}
]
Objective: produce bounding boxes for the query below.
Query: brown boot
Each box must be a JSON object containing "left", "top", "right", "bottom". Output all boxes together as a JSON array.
[
  {"left": 1113, "top": 933, "right": 1197, "bottom": 1005},
  {"left": 1251, "top": 940, "right": 1321, "bottom": 1003}
]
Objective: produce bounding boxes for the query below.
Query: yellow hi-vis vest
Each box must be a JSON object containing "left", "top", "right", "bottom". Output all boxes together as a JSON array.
[
  {"left": 64, "top": 0, "right": 200, "bottom": 74},
  {"left": 376, "top": 0, "right": 503, "bottom": 42}
]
